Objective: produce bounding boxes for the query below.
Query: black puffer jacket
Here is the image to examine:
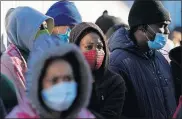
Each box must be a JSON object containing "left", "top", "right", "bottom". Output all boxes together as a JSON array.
[
  {"left": 69, "top": 22, "right": 126, "bottom": 119},
  {"left": 108, "top": 27, "right": 176, "bottom": 119},
  {"left": 169, "top": 45, "right": 182, "bottom": 102}
]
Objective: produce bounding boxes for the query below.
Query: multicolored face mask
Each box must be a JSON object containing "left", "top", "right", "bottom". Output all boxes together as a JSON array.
[
  {"left": 57, "top": 28, "right": 71, "bottom": 43},
  {"left": 83, "top": 50, "right": 105, "bottom": 70}
]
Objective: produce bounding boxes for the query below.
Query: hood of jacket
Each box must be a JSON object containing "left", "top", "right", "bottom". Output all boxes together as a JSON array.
[
  {"left": 25, "top": 36, "right": 93, "bottom": 118},
  {"left": 69, "top": 22, "right": 109, "bottom": 79},
  {"left": 5, "top": 7, "right": 54, "bottom": 52},
  {"left": 108, "top": 27, "right": 155, "bottom": 59}
]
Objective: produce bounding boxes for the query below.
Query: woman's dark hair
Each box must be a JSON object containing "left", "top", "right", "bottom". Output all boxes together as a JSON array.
[{"left": 38, "top": 52, "right": 81, "bottom": 115}]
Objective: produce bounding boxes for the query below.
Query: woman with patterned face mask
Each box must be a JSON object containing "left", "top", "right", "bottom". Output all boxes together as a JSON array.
[
  {"left": 69, "top": 22, "right": 126, "bottom": 119},
  {"left": 6, "top": 38, "right": 95, "bottom": 118}
]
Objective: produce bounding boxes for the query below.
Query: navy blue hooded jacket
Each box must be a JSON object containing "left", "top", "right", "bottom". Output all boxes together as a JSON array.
[{"left": 108, "top": 27, "right": 176, "bottom": 119}]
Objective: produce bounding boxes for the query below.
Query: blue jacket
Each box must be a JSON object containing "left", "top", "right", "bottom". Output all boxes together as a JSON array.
[{"left": 108, "top": 28, "right": 176, "bottom": 119}]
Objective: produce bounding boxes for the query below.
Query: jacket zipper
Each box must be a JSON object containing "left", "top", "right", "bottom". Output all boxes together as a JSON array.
[{"left": 151, "top": 59, "right": 168, "bottom": 118}]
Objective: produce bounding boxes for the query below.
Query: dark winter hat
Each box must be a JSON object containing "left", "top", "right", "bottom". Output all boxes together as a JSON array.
[
  {"left": 95, "top": 10, "right": 123, "bottom": 34},
  {"left": 46, "top": 0, "right": 82, "bottom": 26},
  {"left": 128, "top": 0, "right": 171, "bottom": 28}
]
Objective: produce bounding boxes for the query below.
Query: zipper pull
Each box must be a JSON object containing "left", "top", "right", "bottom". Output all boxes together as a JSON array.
[{"left": 101, "top": 95, "right": 104, "bottom": 101}]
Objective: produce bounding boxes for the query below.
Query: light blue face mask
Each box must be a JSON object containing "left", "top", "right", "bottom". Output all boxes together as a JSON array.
[
  {"left": 146, "top": 25, "right": 168, "bottom": 50},
  {"left": 57, "top": 28, "right": 71, "bottom": 43},
  {"left": 147, "top": 33, "right": 168, "bottom": 50},
  {"left": 42, "top": 81, "right": 77, "bottom": 111}
]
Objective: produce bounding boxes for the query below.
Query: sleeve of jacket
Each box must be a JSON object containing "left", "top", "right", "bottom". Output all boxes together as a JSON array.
[
  {"left": 109, "top": 52, "right": 129, "bottom": 81},
  {"left": 0, "top": 97, "right": 7, "bottom": 119},
  {"left": 100, "top": 74, "right": 126, "bottom": 119}
]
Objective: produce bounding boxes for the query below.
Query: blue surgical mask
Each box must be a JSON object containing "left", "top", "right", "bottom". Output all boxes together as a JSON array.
[
  {"left": 41, "top": 81, "right": 77, "bottom": 111},
  {"left": 57, "top": 28, "right": 71, "bottom": 43},
  {"left": 146, "top": 25, "right": 168, "bottom": 50},
  {"left": 147, "top": 33, "right": 168, "bottom": 50}
]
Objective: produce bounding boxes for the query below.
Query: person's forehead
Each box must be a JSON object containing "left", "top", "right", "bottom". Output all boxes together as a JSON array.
[{"left": 87, "top": 33, "right": 102, "bottom": 43}]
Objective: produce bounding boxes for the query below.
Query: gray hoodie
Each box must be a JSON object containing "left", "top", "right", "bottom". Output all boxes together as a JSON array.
[
  {"left": 5, "top": 6, "right": 54, "bottom": 52},
  {"left": 25, "top": 37, "right": 93, "bottom": 118}
]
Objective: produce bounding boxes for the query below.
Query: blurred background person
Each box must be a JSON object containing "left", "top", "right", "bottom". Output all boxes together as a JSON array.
[
  {"left": 46, "top": 0, "right": 82, "bottom": 43},
  {"left": 95, "top": 10, "right": 124, "bottom": 39},
  {"left": 169, "top": 41, "right": 182, "bottom": 119},
  {"left": 169, "top": 41, "right": 182, "bottom": 103},
  {"left": 0, "top": 7, "right": 54, "bottom": 110},
  {"left": 171, "top": 26, "right": 182, "bottom": 47},
  {"left": 69, "top": 22, "right": 126, "bottom": 119},
  {"left": 6, "top": 37, "right": 95, "bottom": 118},
  {"left": 1, "top": 34, "right": 6, "bottom": 56}
]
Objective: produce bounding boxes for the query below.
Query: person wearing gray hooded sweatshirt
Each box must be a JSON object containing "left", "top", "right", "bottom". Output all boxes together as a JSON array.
[
  {"left": 6, "top": 36, "right": 95, "bottom": 118},
  {"left": 0, "top": 7, "right": 54, "bottom": 108}
]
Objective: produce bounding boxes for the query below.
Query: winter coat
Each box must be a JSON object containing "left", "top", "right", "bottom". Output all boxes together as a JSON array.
[
  {"left": 108, "top": 27, "right": 176, "bottom": 119},
  {"left": 6, "top": 37, "right": 95, "bottom": 118},
  {"left": 0, "top": 6, "right": 54, "bottom": 105},
  {"left": 0, "top": 73, "right": 17, "bottom": 113},
  {"left": 169, "top": 45, "right": 182, "bottom": 103},
  {"left": 0, "top": 97, "right": 7, "bottom": 119},
  {"left": 89, "top": 69, "right": 126, "bottom": 119},
  {"left": 69, "top": 22, "right": 126, "bottom": 119},
  {"left": 173, "top": 96, "right": 182, "bottom": 119}
]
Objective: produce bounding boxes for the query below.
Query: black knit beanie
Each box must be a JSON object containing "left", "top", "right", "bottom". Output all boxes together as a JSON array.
[
  {"left": 95, "top": 10, "right": 123, "bottom": 34},
  {"left": 128, "top": 0, "right": 171, "bottom": 28}
]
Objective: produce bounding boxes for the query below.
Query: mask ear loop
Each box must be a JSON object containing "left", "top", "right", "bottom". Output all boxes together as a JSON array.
[
  {"left": 145, "top": 25, "right": 157, "bottom": 42},
  {"left": 142, "top": 27, "right": 151, "bottom": 42},
  {"left": 147, "top": 24, "right": 156, "bottom": 35},
  {"left": 57, "top": 27, "right": 60, "bottom": 34}
]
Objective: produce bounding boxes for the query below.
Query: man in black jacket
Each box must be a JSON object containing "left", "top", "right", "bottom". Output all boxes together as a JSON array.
[{"left": 108, "top": 0, "right": 176, "bottom": 119}]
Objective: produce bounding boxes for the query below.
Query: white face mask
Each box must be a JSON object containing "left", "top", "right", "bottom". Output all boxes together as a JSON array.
[{"left": 41, "top": 81, "right": 77, "bottom": 111}]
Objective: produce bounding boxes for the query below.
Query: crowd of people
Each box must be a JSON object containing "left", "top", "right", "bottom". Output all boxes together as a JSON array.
[{"left": 0, "top": 0, "right": 181, "bottom": 119}]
